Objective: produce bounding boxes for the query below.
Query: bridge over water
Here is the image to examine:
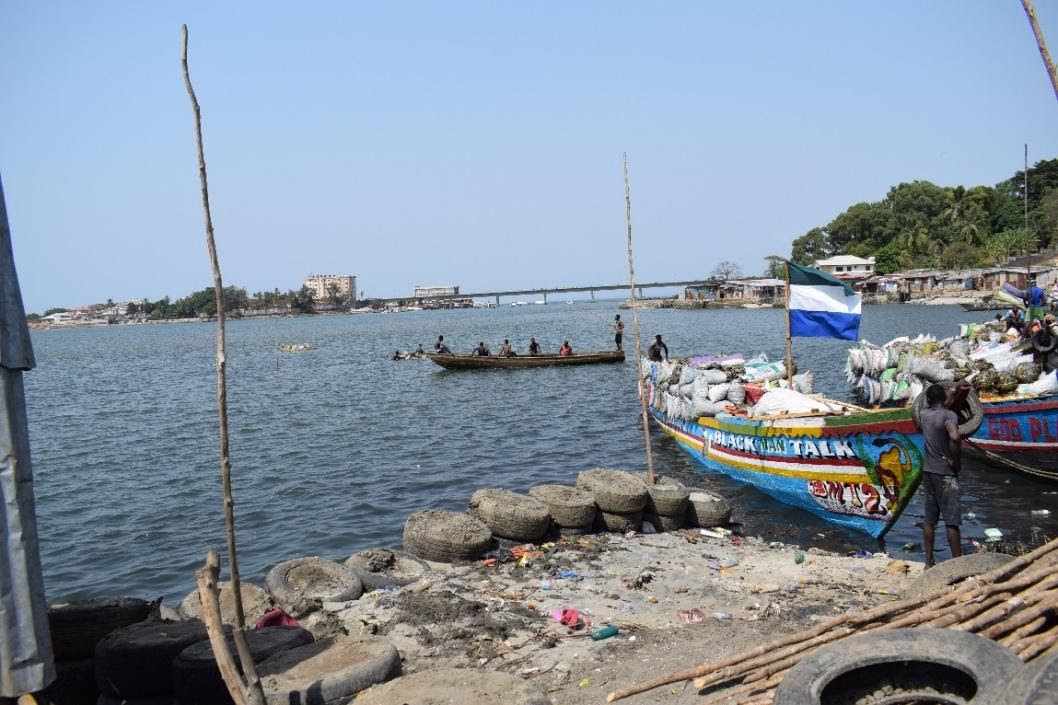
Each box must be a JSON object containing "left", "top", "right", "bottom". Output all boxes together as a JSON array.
[{"left": 371, "top": 279, "right": 713, "bottom": 306}]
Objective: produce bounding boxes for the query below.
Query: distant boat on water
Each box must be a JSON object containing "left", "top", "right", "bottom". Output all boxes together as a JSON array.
[{"left": 565, "top": 299, "right": 574, "bottom": 305}]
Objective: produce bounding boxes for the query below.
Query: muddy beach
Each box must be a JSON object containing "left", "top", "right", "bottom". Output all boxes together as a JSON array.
[{"left": 326, "top": 529, "right": 922, "bottom": 704}]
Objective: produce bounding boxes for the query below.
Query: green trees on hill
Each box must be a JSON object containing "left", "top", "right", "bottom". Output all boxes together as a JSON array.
[
  {"left": 126, "top": 285, "right": 317, "bottom": 320},
  {"left": 790, "top": 159, "right": 1058, "bottom": 273}
]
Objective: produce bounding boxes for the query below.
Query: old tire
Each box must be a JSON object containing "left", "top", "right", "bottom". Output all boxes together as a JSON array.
[
  {"left": 904, "top": 552, "right": 1015, "bottom": 600},
  {"left": 172, "top": 626, "right": 314, "bottom": 705},
  {"left": 39, "top": 657, "right": 97, "bottom": 705},
  {"left": 94, "top": 619, "right": 208, "bottom": 697},
  {"left": 644, "top": 511, "right": 684, "bottom": 532},
  {"left": 357, "top": 667, "right": 552, "bottom": 705},
  {"left": 403, "top": 509, "right": 492, "bottom": 563},
  {"left": 576, "top": 468, "right": 648, "bottom": 513},
  {"left": 594, "top": 509, "right": 643, "bottom": 533},
  {"left": 344, "top": 548, "right": 431, "bottom": 591},
  {"left": 912, "top": 384, "right": 983, "bottom": 438},
  {"left": 1009, "top": 645, "right": 1058, "bottom": 704},
  {"left": 178, "top": 581, "right": 274, "bottom": 627},
  {"left": 528, "top": 484, "right": 597, "bottom": 528},
  {"left": 773, "top": 628, "right": 1021, "bottom": 705},
  {"left": 685, "top": 489, "right": 733, "bottom": 527},
  {"left": 266, "top": 557, "right": 363, "bottom": 611},
  {"left": 467, "top": 488, "right": 551, "bottom": 542},
  {"left": 48, "top": 597, "right": 153, "bottom": 661},
  {"left": 633, "top": 473, "right": 690, "bottom": 517},
  {"left": 258, "top": 635, "right": 401, "bottom": 704},
  {"left": 1032, "top": 328, "right": 1058, "bottom": 354}
]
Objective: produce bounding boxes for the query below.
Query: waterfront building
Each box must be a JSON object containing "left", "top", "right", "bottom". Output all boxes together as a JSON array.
[
  {"left": 413, "top": 285, "right": 459, "bottom": 298},
  {"left": 304, "top": 274, "right": 356, "bottom": 302},
  {"left": 813, "top": 255, "right": 875, "bottom": 281}
]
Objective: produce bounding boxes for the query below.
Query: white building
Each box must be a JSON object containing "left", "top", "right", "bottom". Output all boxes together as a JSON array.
[
  {"left": 813, "top": 255, "right": 875, "bottom": 280},
  {"left": 304, "top": 274, "right": 356, "bottom": 301},
  {"left": 413, "top": 285, "right": 459, "bottom": 298}
]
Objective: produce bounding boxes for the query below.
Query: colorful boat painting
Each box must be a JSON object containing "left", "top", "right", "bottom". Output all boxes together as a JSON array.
[
  {"left": 649, "top": 405, "right": 924, "bottom": 538},
  {"left": 973, "top": 396, "right": 1058, "bottom": 461}
]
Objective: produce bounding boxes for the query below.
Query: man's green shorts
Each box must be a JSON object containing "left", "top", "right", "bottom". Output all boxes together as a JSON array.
[{"left": 1028, "top": 305, "right": 1046, "bottom": 322}]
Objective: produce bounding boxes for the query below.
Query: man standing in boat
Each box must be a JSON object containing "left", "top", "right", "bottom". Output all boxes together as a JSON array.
[
  {"left": 648, "top": 334, "right": 668, "bottom": 362},
  {"left": 919, "top": 383, "right": 963, "bottom": 569},
  {"left": 1026, "top": 279, "right": 1047, "bottom": 323},
  {"left": 528, "top": 337, "right": 542, "bottom": 356},
  {"left": 612, "top": 315, "right": 624, "bottom": 351}
]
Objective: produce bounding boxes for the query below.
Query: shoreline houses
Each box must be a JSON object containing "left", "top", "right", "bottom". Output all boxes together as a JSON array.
[{"left": 681, "top": 253, "right": 1058, "bottom": 306}]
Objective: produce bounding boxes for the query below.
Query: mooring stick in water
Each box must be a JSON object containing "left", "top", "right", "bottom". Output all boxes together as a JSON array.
[
  {"left": 623, "top": 153, "right": 655, "bottom": 484},
  {"left": 182, "top": 25, "right": 267, "bottom": 705}
]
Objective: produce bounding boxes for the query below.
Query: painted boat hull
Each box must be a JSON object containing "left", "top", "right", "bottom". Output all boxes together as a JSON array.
[
  {"left": 972, "top": 397, "right": 1058, "bottom": 470},
  {"left": 649, "top": 406, "right": 923, "bottom": 538},
  {"left": 428, "top": 350, "right": 625, "bottom": 370}
]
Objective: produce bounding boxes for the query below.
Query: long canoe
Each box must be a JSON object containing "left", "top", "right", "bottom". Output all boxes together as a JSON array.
[
  {"left": 427, "top": 350, "right": 624, "bottom": 370},
  {"left": 648, "top": 379, "right": 1058, "bottom": 536}
]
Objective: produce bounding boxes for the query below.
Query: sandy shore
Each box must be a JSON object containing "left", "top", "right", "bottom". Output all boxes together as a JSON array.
[{"left": 318, "top": 529, "right": 923, "bottom": 704}]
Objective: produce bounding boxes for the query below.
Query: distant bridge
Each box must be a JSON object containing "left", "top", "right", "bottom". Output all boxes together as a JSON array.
[{"left": 369, "top": 279, "right": 714, "bottom": 306}]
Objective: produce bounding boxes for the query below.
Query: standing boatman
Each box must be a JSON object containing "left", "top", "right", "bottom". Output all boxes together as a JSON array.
[
  {"left": 919, "top": 383, "right": 963, "bottom": 568},
  {"left": 612, "top": 314, "right": 625, "bottom": 351},
  {"left": 1026, "top": 279, "right": 1047, "bottom": 323}
]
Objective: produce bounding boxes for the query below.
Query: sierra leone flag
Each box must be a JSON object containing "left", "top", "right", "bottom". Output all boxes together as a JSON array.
[{"left": 787, "top": 261, "right": 862, "bottom": 340}]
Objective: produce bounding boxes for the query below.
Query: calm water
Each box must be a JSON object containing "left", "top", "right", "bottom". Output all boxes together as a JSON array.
[{"left": 24, "top": 303, "right": 1058, "bottom": 604}]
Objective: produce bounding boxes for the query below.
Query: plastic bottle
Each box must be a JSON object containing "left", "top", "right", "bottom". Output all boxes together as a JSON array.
[{"left": 591, "top": 625, "right": 619, "bottom": 641}]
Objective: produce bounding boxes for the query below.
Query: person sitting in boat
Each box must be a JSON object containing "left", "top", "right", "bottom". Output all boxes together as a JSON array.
[
  {"left": 391, "top": 350, "right": 403, "bottom": 360},
  {"left": 1004, "top": 308, "right": 1024, "bottom": 336},
  {"left": 648, "top": 334, "right": 669, "bottom": 362},
  {"left": 474, "top": 342, "right": 491, "bottom": 356},
  {"left": 414, "top": 344, "right": 426, "bottom": 357},
  {"left": 528, "top": 337, "right": 542, "bottom": 356},
  {"left": 498, "top": 339, "right": 515, "bottom": 356},
  {"left": 434, "top": 335, "right": 451, "bottom": 354},
  {"left": 559, "top": 340, "right": 572, "bottom": 357}
]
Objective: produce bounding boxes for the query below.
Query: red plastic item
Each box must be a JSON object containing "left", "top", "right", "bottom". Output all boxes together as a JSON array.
[
  {"left": 254, "top": 607, "right": 300, "bottom": 629},
  {"left": 743, "top": 385, "right": 766, "bottom": 404}
]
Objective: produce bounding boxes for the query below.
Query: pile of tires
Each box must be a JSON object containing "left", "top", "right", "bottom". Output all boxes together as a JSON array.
[
  {"left": 684, "top": 488, "right": 733, "bottom": 527},
  {"left": 172, "top": 625, "right": 313, "bottom": 705},
  {"left": 257, "top": 635, "right": 401, "bottom": 703},
  {"left": 345, "top": 548, "right": 431, "bottom": 590},
  {"left": 403, "top": 509, "right": 492, "bottom": 562},
  {"left": 904, "top": 552, "right": 1014, "bottom": 600},
  {"left": 178, "top": 580, "right": 274, "bottom": 626},
  {"left": 358, "top": 667, "right": 553, "bottom": 705},
  {"left": 467, "top": 488, "right": 551, "bottom": 544},
  {"left": 634, "top": 473, "right": 689, "bottom": 532},
  {"left": 265, "top": 557, "right": 363, "bottom": 614},
  {"left": 576, "top": 468, "right": 648, "bottom": 532},
  {"left": 773, "top": 628, "right": 1020, "bottom": 705},
  {"left": 529, "top": 484, "right": 597, "bottom": 536},
  {"left": 42, "top": 596, "right": 154, "bottom": 705},
  {"left": 94, "top": 619, "right": 209, "bottom": 702}
]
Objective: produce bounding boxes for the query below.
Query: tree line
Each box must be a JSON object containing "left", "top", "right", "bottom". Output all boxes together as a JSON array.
[
  {"left": 125, "top": 285, "right": 323, "bottom": 320},
  {"left": 786, "top": 158, "right": 1058, "bottom": 274}
]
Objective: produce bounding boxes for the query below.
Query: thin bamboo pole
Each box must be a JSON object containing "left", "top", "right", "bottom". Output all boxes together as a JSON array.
[
  {"left": 182, "top": 25, "right": 267, "bottom": 705},
  {"left": 784, "top": 262, "right": 793, "bottom": 387},
  {"left": 1022, "top": 0, "right": 1058, "bottom": 103},
  {"left": 623, "top": 153, "right": 654, "bottom": 483}
]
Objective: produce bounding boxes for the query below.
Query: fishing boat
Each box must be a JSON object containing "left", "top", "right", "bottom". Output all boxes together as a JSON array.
[
  {"left": 959, "top": 300, "right": 1009, "bottom": 312},
  {"left": 427, "top": 350, "right": 624, "bottom": 370}
]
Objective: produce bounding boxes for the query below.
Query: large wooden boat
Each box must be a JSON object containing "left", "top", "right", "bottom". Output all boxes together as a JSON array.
[
  {"left": 649, "top": 384, "right": 1058, "bottom": 536},
  {"left": 427, "top": 350, "right": 624, "bottom": 370}
]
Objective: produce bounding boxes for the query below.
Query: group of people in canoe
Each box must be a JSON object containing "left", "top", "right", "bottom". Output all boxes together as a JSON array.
[{"left": 441, "top": 335, "right": 568, "bottom": 357}]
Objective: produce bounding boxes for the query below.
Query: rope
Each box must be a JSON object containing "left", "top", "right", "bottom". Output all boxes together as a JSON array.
[{"left": 963, "top": 437, "right": 1058, "bottom": 482}]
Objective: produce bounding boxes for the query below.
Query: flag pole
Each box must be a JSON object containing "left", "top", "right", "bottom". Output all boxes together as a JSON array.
[{"left": 784, "top": 261, "right": 794, "bottom": 387}]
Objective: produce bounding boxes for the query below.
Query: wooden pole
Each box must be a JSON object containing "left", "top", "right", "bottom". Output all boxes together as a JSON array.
[
  {"left": 182, "top": 25, "right": 267, "bottom": 705},
  {"left": 784, "top": 261, "right": 794, "bottom": 387},
  {"left": 1022, "top": 0, "right": 1058, "bottom": 103},
  {"left": 623, "top": 153, "right": 655, "bottom": 484}
]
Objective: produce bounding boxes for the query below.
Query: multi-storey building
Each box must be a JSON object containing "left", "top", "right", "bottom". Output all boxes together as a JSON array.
[
  {"left": 304, "top": 274, "right": 356, "bottom": 302},
  {"left": 413, "top": 285, "right": 459, "bottom": 298}
]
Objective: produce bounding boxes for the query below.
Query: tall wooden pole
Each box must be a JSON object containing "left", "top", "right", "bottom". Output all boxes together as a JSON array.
[
  {"left": 784, "top": 262, "right": 794, "bottom": 388},
  {"left": 1022, "top": 0, "right": 1058, "bottom": 102},
  {"left": 182, "top": 25, "right": 267, "bottom": 705},
  {"left": 624, "top": 154, "right": 655, "bottom": 483},
  {"left": 1026, "top": 143, "right": 1032, "bottom": 278}
]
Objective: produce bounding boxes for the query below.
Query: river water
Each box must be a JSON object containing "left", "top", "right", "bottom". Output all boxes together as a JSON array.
[{"left": 24, "top": 303, "right": 1058, "bottom": 604}]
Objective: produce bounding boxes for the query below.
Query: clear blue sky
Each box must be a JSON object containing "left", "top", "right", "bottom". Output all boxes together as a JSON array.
[{"left": 4, "top": 1, "right": 1058, "bottom": 313}]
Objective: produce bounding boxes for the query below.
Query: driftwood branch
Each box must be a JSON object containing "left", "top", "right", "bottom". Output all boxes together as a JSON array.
[
  {"left": 1022, "top": 0, "right": 1058, "bottom": 103},
  {"left": 182, "top": 25, "right": 267, "bottom": 705},
  {"left": 197, "top": 552, "right": 253, "bottom": 705}
]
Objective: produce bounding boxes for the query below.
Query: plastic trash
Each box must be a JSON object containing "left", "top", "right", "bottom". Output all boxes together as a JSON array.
[
  {"left": 711, "top": 612, "right": 732, "bottom": 620},
  {"left": 794, "top": 553, "right": 805, "bottom": 565},
  {"left": 591, "top": 625, "right": 619, "bottom": 640},
  {"left": 901, "top": 541, "right": 920, "bottom": 552},
  {"left": 984, "top": 528, "right": 1003, "bottom": 541},
  {"left": 1031, "top": 509, "right": 1052, "bottom": 517},
  {"left": 720, "top": 556, "right": 739, "bottom": 568},
  {"left": 678, "top": 608, "right": 705, "bottom": 624}
]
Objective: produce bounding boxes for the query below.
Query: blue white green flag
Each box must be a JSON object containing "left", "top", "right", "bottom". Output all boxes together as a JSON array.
[{"left": 787, "top": 262, "right": 861, "bottom": 340}]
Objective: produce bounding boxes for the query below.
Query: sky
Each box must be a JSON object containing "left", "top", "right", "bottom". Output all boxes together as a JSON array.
[{"left": 4, "top": 2, "right": 1058, "bottom": 313}]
